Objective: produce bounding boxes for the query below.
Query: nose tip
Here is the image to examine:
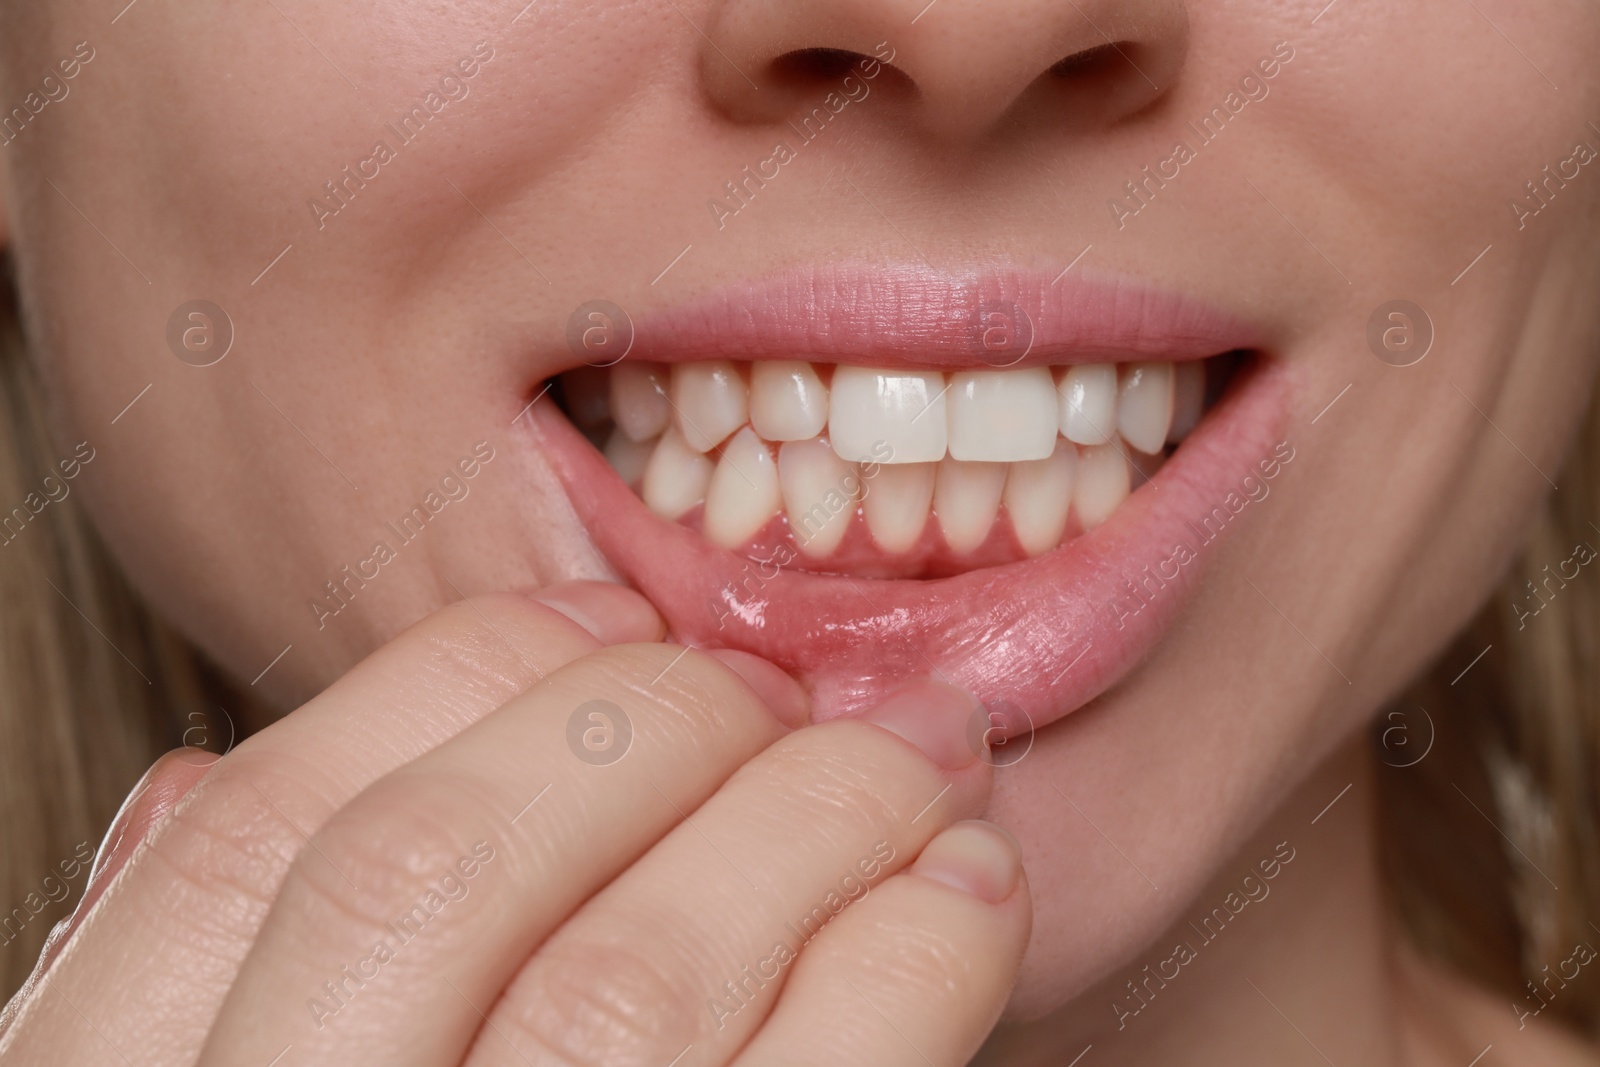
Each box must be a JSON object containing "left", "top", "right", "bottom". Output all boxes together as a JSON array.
[{"left": 700, "top": 0, "right": 1190, "bottom": 144}]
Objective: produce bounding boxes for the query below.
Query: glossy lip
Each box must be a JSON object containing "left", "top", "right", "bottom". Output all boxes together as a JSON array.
[{"left": 524, "top": 265, "right": 1293, "bottom": 731}]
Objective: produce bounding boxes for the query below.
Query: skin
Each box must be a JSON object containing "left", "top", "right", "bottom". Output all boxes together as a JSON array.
[{"left": 2, "top": 0, "right": 1599, "bottom": 1062}]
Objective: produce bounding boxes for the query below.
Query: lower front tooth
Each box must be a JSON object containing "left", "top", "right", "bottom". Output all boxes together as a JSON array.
[
  {"left": 703, "top": 428, "right": 782, "bottom": 549},
  {"left": 641, "top": 426, "right": 714, "bottom": 520},
  {"left": 934, "top": 458, "right": 1006, "bottom": 554},
  {"left": 603, "top": 427, "right": 655, "bottom": 488},
  {"left": 1074, "top": 442, "right": 1130, "bottom": 530},
  {"left": 778, "top": 437, "right": 859, "bottom": 558},
  {"left": 1004, "top": 440, "right": 1077, "bottom": 557},
  {"left": 863, "top": 462, "right": 935, "bottom": 553}
]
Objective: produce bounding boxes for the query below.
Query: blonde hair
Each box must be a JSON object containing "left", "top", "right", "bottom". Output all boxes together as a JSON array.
[{"left": 0, "top": 260, "right": 1597, "bottom": 1040}]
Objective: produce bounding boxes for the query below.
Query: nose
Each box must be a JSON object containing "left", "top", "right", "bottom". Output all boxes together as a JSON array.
[{"left": 700, "top": 0, "right": 1190, "bottom": 143}]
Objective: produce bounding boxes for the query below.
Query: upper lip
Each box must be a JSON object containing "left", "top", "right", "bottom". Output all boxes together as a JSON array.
[
  {"left": 528, "top": 261, "right": 1292, "bottom": 734},
  {"left": 613, "top": 262, "right": 1266, "bottom": 369}
]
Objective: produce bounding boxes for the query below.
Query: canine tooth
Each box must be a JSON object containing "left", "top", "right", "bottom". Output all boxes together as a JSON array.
[
  {"left": 1074, "top": 442, "right": 1130, "bottom": 530},
  {"left": 948, "top": 368, "right": 1058, "bottom": 462},
  {"left": 671, "top": 361, "right": 748, "bottom": 452},
  {"left": 1117, "top": 362, "right": 1174, "bottom": 454},
  {"left": 778, "top": 438, "right": 860, "bottom": 557},
  {"left": 750, "top": 361, "right": 828, "bottom": 442},
  {"left": 603, "top": 427, "right": 655, "bottom": 487},
  {"left": 641, "top": 427, "right": 714, "bottom": 520},
  {"left": 829, "top": 366, "right": 948, "bottom": 464},
  {"left": 1168, "top": 361, "right": 1204, "bottom": 443},
  {"left": 1057, "top": 363, "right": 1118, "bottom": 446},
  {"left": 703, "top": 428, "right": 782, "bottom": 549},
  {"left": 934, "top": 459, "right": 1006, "bottom": 554},
  {"left": 863, "top": 462, "right": 935, "bottom": 553},
  {"left": 1004, "top": 441, "right": 1077, "bottom": 557},
  {"left": 610, "top": 362, "right": 671, "bottom": 442}
]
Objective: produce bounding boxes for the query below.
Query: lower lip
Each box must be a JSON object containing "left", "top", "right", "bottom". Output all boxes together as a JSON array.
[{"left": 526, "top": 357, "right": 1294, "bottom": 731}]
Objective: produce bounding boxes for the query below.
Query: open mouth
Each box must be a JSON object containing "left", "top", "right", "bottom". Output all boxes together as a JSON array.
[{"left": 523, "top": 266, "right": 1294, "bottom": 731}]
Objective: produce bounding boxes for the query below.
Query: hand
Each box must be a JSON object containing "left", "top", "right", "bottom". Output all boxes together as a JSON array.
[{"left": 0, "top": 583, "right": 1030, "bottom": 1066}]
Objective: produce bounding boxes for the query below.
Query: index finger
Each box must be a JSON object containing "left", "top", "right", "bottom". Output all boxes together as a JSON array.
[{"left": 0, "top": 585, "right": 657, "bottom": 1066}]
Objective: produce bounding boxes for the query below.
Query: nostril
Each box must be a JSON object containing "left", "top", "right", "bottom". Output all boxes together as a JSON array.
[
  {"left": 1048, "top": 43, "right": 1121, "bottom": 78},
  {"left": 772, "top": 46, "right": 864, "bottom": 83}
]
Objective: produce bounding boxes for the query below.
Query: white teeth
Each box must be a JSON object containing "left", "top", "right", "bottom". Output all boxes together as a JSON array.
[
  {"left": 610, "top": 362, "right": 671, "bottom": 442},
  {"left": 948, "top": 368, "right": 1059, "bottom": 463},
  {"left": 829, "top": 366, "right": 947, "bottom": 464},
  {"left": 671, "top": 361, "right": 748, "bottom": 453},
  {"left": 603, "top": 427, "right": 655, "bottom": 487},
  {"left": 778, "top": 437, "right": 860, "bottom": 558},
  {"left": 1169, "top": 361, "right": 1204, "bottom": 443},
  {"left": 1073, "top": 442, "right": 1130, "bottom": 530},
  {"left": 641, "top": 426, "right": 714, "bottom": 520},
  {"left": 1057, "top": 363, "right": 1118, "bottom": 446},
  {"left": 1004, "top": 440, "right": 1077, "bottom": 557},
  {"left": 703, "top": 428, "right": 782, "bottom": 549},
  {"left": 935, "top": 459, "right": 1006, "bottom": 554},
  {"left": 864, "top": 462, "right": 935, "bottom": 553},
  {"left": 1117, "top": 362, "right": 1174, "bottom": 454},
  {"left": 750, "top": 361, "right": 829, "bottom": 442}
]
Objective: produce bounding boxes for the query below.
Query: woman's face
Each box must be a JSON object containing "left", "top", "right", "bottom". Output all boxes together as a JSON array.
[{"left": 5, "top": 0, "right": 1599, "bottom": 1020}]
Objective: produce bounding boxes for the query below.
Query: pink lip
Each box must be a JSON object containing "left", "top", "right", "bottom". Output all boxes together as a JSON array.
[
  {"left": 618, "top": 263, "right": 1264, "bottom": 368},
  {"left": 524, "top": 265, "right": 1293, "bottom": 733}
]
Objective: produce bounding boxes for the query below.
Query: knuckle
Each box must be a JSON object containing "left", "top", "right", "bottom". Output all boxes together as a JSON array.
[
  {"left": 282, "top": 779, "right": 497, "bottom": 940},
  {"left": 493, "top": 937, "right": 699, "bottom": 1067},
  {"left": 561, "top": 644, "right": 768, "bottom": 736}
]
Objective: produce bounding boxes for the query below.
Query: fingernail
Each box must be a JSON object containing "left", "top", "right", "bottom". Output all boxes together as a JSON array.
[
  {"left": 863, "top": 679, "right": 979, "bottom": 770},
  {"left": 708, "top": 650, "right": 811, "bottom": 729},
  {"left": 532, "top": 581, "right": 665, "bottom": 644},
  {"left": 911, "top": 820, "right": 1022, "bottom": 904}
]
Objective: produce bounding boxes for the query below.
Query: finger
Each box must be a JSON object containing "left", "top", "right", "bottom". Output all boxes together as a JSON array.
[
  {"left": 461, "top": 680, "right": 989, "bottom": 1067},
  {"left": 730, "top": 820, "right": 1031, "bottom": 1067},
  {"left": 196, "top": 642, "right": 803, "bottom": 1067},
  {"left": 3, "top": 587, "right": 642, "bottom": 1065}
]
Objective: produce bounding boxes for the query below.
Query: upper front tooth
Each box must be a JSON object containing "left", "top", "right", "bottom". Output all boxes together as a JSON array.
[
  {"left": 1057, "top": 363, "right": 1117, "bottom": 446},
  {"left": 863, "top": 462, "right": 935, "bottom": 553},
  {"left": 703, "top": 428, "right": 782, "bottom": 549},
  {"left": 947, "top": 368, "right": 1059, "bottom": 463},
  {"left": 829, "top": 367, "right": 948, "bottom": 464},
  {"left": 1117, "top": 362, "right": 1174, "bottom": 454},
  {"left": 1168, "top": 361, "right": 1204, "bottom": 443},
  {"left": 641, "top": 426, "right": 714, "bottom": 520},
  {"left": 671, "top": 361, "right": 748, "bottom": 453},
  {"left": 750, "top": 361, "right": 828, "bottom": 442},
  {"left": 610, "top": 361, "right": 671, "bottom": 442}
]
